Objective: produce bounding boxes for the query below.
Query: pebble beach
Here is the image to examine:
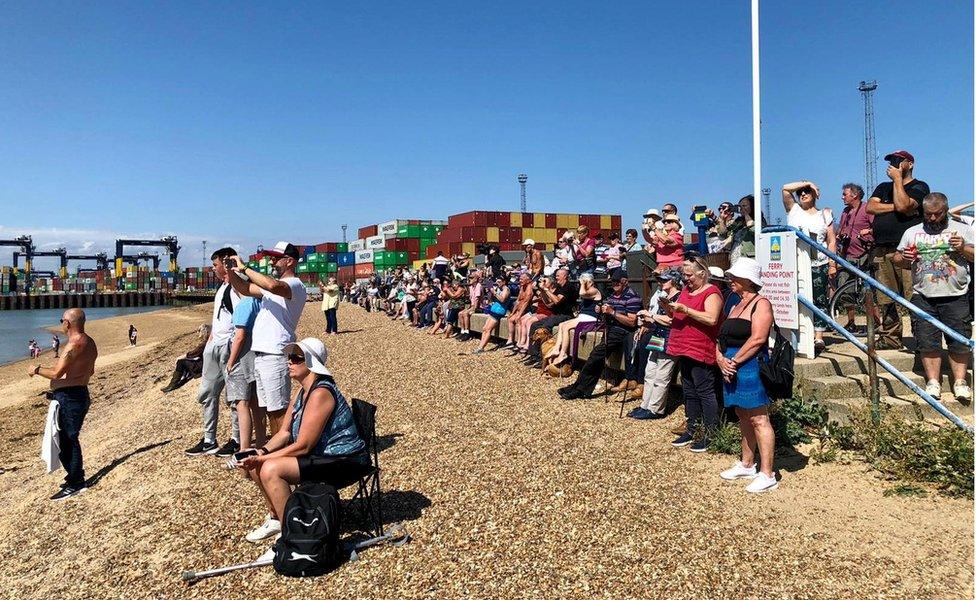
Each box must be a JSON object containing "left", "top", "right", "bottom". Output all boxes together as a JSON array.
[{"left": 0, "top": 302, "right": 971, "bottom": 599}]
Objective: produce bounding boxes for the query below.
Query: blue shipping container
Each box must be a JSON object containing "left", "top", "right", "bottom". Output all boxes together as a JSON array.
[
  {"left": 337, "top": 252, "right": 356, "bottom": 267},
  {"left": 326, "top": 252, "right": 338, "bottom": 262}
]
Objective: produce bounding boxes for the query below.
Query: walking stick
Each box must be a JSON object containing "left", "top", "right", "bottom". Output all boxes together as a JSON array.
[{"left": 181, "top": 523, "right": 411, "bottom": 584}]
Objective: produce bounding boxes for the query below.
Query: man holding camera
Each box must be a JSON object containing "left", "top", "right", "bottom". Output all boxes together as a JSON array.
[
  {"left": 185, "top": 247, "right": 242, "bottom": 457},
  {"left": 866, "top": 150, "right": 930, "bottom": 350},
  {"left": 836, "top": 183, "right": 875, "bottom": 335},
  {"left": 558, "top": 271, "right": 642, "bottom": 400},
  {"left": 226, "top": 241, "right": 307, "bottom": 437}
]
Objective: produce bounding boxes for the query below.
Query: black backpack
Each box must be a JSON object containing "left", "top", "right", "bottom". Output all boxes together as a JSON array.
[
  {"left": 273, "top": 483, "right": 343, "bottom": 577},
  {"left": 758, "top": 324, "right": 795, "bottom": 400}
]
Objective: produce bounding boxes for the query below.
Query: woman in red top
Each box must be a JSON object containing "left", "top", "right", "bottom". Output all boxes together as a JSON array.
[
  {"left": 573, "top": 225, "right": 597, "bottom": 274},
  {"left": 665, "top": 255, "right": 723, "bottom": 452},
  {"left": 514, "top": 276, "right": 554, "bottom": 354}
]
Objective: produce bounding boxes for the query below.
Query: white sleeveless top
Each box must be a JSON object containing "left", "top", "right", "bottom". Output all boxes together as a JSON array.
[{"left": 788, "top": 204, "right": 833, "bottom": 267}]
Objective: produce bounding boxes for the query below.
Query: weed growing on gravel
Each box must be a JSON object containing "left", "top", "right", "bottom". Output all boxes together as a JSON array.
[
  {"left": 827, "top": 407, "right": 974, "bottom": 498},
  {"left": 708, "top": 421, "right": 741, "bottom": 454},
  {"left": 883, "top": 484, "right": 929, "bottom": 498}
]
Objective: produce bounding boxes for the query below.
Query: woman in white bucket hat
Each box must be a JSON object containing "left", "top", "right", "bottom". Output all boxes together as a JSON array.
[
  {"left": 236, "top": 337, "right": 370, "bottom": 545},
  {"left": 715, "top": 258, "right": 778, "bottom": 493}
]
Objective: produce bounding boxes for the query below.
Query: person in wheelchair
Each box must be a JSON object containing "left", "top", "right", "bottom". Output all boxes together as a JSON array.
[{"left": 237, "top": 337, "right": 369, "bottom": 544}]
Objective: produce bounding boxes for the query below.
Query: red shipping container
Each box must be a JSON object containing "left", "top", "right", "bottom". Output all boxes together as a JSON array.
[
  {"left": 448, "top": 211, "right": 487, "bottom": 228},
  {"left": 405, "top": 238, "right": 420, "bottom": 253},
  {"left": 611, "top": 215, "right": 622, "bottom": 231},
  {"left": 408, "top": 219, "right": 420, "bottom": 225},
  {"left": 545, "top": 213, "right": 557, "bottom": 228},
  {"left": 314, "top": 243, "right": 328, "bottom": 252},
  {"left": 358, "top": 225, "right": 378, "bottom": 238}
]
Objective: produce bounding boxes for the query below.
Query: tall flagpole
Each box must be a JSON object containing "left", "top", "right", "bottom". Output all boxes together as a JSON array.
[{"left": 752, "top": 0, "right": 762, "bottom": 242}]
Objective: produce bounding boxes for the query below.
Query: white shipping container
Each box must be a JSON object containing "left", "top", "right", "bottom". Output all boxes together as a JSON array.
[
  {"left": 355, "top": 249, "right": 374, "bottom": 264},
  {"left": 366, "top": 235, "right": 385, "bottom": 249},
  {"left": 348, "top": 239, "right": 367, "bottom": 252},
  {"left": 378, "top": 220, "right": 399, "bottom": 236}
]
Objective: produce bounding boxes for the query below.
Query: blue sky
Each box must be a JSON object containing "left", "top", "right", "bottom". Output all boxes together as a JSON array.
[{"left": 0, "top": 1, "right": 971, "bottom": 269}]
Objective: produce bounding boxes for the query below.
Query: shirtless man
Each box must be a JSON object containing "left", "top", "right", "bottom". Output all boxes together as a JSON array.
[{"left": 28, "top": 308, "right": 98, "bottom": 500}]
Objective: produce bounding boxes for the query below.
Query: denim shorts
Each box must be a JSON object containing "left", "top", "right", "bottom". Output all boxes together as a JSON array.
[{"left": 225, "top": 351, "right": 256, "bottom": 404}]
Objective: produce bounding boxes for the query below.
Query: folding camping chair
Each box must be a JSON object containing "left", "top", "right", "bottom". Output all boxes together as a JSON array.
[{"left": 347, "top": 398, "right": 384, "bottom": 538}]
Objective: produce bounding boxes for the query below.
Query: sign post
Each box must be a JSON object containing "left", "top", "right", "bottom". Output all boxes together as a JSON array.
[{"left": 757, "top": 231, "right": 815, "bottom": 358}]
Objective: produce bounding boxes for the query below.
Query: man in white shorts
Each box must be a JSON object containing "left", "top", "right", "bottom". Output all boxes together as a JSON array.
[{"left": 227, "top": 241, "right": 307, "bottom": 437}]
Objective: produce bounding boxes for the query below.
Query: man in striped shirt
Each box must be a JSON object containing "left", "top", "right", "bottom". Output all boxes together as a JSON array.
[{"left": 558, "top": 271, "right": 643, "bottom": 400}]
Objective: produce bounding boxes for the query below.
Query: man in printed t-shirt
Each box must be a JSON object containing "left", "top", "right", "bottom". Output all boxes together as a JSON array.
[
  {"left": 866, "top": 149, "right": 929, "bottom": 349},
  {"left": 894, "top": 193, "right": 974, "bottom": 402}
]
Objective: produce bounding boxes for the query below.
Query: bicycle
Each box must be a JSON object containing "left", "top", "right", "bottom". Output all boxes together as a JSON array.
[{"left": 828, "top": 255, "right": 875, "bottom": 335}]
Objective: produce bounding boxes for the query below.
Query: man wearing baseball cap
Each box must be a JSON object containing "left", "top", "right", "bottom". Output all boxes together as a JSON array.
[
  {"left": 866, "top": 150, "right": 930, "bottom": 349},
  {"left": 227, "top": 241, "right": 308, "bottom": 435}
]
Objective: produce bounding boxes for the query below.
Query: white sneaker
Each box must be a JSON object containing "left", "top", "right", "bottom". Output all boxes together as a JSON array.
[
  {"left": 953, "top": 380, "right": 971, "bottom": 402},
  {"left": 720, "top": 461, "right": 758, "bottom": 481},
  {"left": 245, "top": 515, "right": 281, "bottom": 543},
  {"left": 924, "top": 380, "right": 942, "bottom": 397},
  {"left": 746, "top": 472, "right": 779, "bottom": 493}
]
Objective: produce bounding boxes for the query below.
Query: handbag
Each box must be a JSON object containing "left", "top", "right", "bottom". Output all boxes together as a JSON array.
[
  {"left": 758, "top": 324, "right": 795, "bottom": 399},
  {"left": 488, "top": 301, "right": 508, "bottom": 318}
]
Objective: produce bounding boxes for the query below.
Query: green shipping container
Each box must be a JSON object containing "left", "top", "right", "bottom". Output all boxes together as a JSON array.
[
  {"left": 396, "top": 224, "right": 421, "bottom": 238},
  {"left": 336, "top": 243, "right": 348, "bottom": 253},
  {"left": 297, "top": 264, "right": 309, "bottom": 273},
  {"left": 433, "top": 224, "right": 445, "bottom": 233},
  {"left": 327, "top": 262, "right": 338, "bottom": 273}
]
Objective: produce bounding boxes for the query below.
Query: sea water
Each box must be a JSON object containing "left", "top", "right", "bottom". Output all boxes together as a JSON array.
[{"left": 0, "top": 306, "right": 164, "bottom": 365}]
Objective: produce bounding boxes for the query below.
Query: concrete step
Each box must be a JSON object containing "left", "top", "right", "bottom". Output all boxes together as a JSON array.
[
  {"left": 824, "top": 392, "right": 974, "bottom": 427},
  {"left": 794, "top": 346, "right": 917, "bottom": 379}
]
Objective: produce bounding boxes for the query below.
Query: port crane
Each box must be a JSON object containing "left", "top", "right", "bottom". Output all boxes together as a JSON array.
[
  {"left": 13, "top": 248, "right": 68, "bottom": 279},
  {"left": 0, "top": 235, "right": 33, "bottom": 294},
  {"left": 66, "top": 252, "right": 110, "bottom": 273},
  {"left": 115, "top": 236, "right": 179, "bottom": 277}
]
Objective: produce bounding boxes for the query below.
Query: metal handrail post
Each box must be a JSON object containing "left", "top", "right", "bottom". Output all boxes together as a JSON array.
[
  {"left": 864, "top": 281, "right": 880, "bottom": 424},
  {"left": 763, "top": 226, "right": 974, "bottom": 350},
  {"left": 797, "top": 295, "right": 972, "bottom": 434}
]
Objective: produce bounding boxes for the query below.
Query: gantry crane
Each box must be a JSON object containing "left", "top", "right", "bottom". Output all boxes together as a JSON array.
[
  {"left": 115, "top": 236, "right": 179, "bottom": 277},
  {"left": 66, "top": 252, "right": 110, "bottom": 273},
  {"left": 13, "top": 248, "right": 67, "bottom": 278},
  {"left": 0, "top": 235, "right": 33, "bottom": 294}
]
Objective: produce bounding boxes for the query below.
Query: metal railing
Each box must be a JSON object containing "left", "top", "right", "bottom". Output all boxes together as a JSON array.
[{"left": 763, "top": 225, "right": 973, "bottom": 434}]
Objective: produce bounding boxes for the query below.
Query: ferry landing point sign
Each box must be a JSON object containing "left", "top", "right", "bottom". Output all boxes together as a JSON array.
[{"left": 757, "top": 231, "right": 799, "bottom": 329}]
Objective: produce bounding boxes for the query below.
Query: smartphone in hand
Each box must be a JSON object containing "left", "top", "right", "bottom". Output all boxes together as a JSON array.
[{"left": 233, "top": 449, "right": 258, "bottom": 462}]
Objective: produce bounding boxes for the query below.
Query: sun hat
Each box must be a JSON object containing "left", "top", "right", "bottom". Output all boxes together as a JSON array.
[
  {"left": 663, "top": 214, "right": 681, "bottom": 223},
  {"left": 523, "top": 238, "right": 535, "bottom": 246},
  {"left": 282, "top": 337, "right": 332, "bottom": 376},
  {"left": 726, "top": 257, "right": 763, "bottom": 288},
  {"left": 262, "top": 241, "right": 300, "bottom": 260},
  {"left": 644, "top": 208, "right": 661, "bottom": 219}
]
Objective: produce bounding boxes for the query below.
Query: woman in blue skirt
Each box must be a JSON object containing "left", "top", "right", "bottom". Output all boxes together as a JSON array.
[{"left": 715, "top": 257, "right": 778, "bottom": 493}]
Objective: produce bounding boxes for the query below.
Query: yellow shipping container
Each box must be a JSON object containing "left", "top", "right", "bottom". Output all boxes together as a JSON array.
[
  {"left": 486, "top": 227, "right": 499, "bottom": 243},
  {"left": 534, "top": 213, "right": 545, "bottom": 227},
  {"left": 509, "top": 213, "right": 522, "bottom": 228},
  {"left": 540, "top": 228, "right": 558, "bottom": 244},
  {"left": 556, "top": 214, "right": 578, "bottom": 229},
  {"left": 413, "top": 259, "right": 427, "bottom": 270},
  {"left": 600, "top": 215, "right": 612, "bottom": 230},
  {"left": 461, "top": 242, "right": 477, "bottom": 255}
]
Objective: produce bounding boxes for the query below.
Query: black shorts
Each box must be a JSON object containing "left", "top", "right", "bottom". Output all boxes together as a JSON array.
[
  {"left": 910, "top": 293, "right": 973, "bottom": 354},
  {"left": 297, "top": 453, "right": 373, "bottom": 488}
]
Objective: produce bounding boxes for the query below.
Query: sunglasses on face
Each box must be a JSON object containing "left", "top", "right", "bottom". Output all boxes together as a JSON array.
[
  {"left": 287, "top": 353, "right": 306, "bottom": 364},
  {"left": 59, "top": 318, "right": 67, "bottom": 324}
]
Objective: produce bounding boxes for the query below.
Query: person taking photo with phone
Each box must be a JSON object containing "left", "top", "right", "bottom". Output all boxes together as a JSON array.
[{"left": 866, "top": 150, "right": 930, "bottom": 350}]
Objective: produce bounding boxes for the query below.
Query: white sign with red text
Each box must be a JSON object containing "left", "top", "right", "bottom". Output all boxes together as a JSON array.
[{"left": 757, "top": 232, "right": 798, "bottom": 329}]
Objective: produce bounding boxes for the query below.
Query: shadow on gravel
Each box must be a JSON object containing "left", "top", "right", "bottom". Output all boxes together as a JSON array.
[
  {"left": 774, "top": 449, "right": 810, "bottom": 474},
  {"left": 86, "top": 439, "right": 172, "bottom": 488},
  {"left": 376, "top": 433, "right": 403, "bottom": 453},
  {"left": 378, "top": 489, "right": 432, "bottom": 525}
]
